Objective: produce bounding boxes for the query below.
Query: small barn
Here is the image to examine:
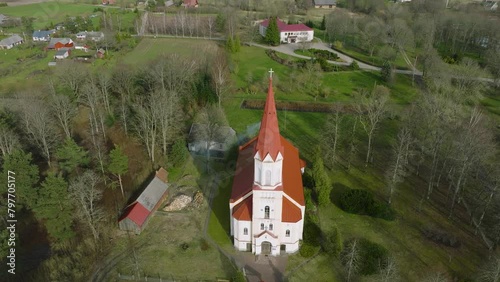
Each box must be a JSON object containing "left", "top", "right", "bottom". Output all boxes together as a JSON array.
[
  {"left": 118, "top": 167, "right": 169, "bottom": 234},
  {"left": 314, "top": 0, "right": 336, "bottom": 8},
  {"left": 182, "top": 0, "right": 198, "bottom": 8}
]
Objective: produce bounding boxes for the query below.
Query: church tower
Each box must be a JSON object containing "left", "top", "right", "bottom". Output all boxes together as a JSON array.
[{"left": 229, "top": 69, "right": 305, "bottom": 256}]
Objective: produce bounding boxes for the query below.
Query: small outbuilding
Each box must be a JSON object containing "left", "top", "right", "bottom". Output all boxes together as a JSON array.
[
  {"left": 33, "top": 30, "right": 55, "bottom": 42},
  {"left": 118, "top": 168, "right": 169, "bottom": 234},
  {"left": 54, "top": 48, "right": 71, "bottom": 59},
  {"left": 182, "top": 0, "right": 198, "bottom": 8}
]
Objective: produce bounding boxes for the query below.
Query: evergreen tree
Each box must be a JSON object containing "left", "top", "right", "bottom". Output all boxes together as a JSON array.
[
  {"left": 321, "top": 15, "right": 326, "bottom": 30},
  {"left": 35, "top": 173, "right": 75, "bottom": 243},
  {"left": 234, "top": 34, "right": 241, "bottom": 53},
  {"left": 56, "top": 138, "right": 89, "bottom": 173},
  {"left": 264, "top": 17, "right": 280, "bottom": 46},
  {"left": 1, "top": 150, "right": 39, "bottom": 209},
  {"left": 107, "top": 145, "right": 129, "bottom": 198},
  {"left": 381, "top": 61, "right": 394, "bottom": 83},
  {"left": 226, "top": 36, "right": 235, "bottom": 52},
  {"left": 312, "top": 148, "right": 332, "bottom": 206}
]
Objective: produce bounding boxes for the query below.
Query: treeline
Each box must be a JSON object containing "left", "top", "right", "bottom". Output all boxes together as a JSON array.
[
  {"left": 325, "top": 0, "right": 500, "bottom": 80},
  {"left": 0, "top": 44, "right": 230, "bottom": 280}
]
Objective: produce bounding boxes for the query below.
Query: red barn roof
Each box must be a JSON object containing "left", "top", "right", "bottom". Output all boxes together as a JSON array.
[
  {"left": 260, "top": 18, "right": 313, "bottom": 32},
  {"left": 119, "top": 202, "right": 150, "bottom": 227}
]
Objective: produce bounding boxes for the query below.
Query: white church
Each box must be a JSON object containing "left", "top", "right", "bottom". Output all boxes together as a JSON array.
[{"left": 229, "top": 70, "right": 306, "bottom": 256}]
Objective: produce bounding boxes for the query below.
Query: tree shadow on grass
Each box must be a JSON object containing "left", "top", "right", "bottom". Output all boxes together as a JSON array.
[{"left": 330, "top": 182, "right": 351, "bottom": 207}]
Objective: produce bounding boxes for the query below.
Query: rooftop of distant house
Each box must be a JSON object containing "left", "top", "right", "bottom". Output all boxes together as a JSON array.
[{"left": 260, "top": 18, "right": 313, "bottom": 32}]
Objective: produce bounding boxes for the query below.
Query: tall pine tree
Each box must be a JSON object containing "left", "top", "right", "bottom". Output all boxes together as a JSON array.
[
  {"left": 312, "top": 147, "right": 332, "bottom": 206},
  {"left": 264, "top": 17, "right": 280, "bottom": 46},
  {"left": 35, "top": 173, "right": 75, "bottom": 243}
]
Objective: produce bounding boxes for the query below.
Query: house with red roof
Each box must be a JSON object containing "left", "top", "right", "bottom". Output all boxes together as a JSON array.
[
  {"left": 259, "top": 18, "right": 314, "bottom": 44},
  {"left": 229, "top": 70, "right": 306, "bottom": 256},
  {"left": 118, "top": 167, "right": 169, "bottom": 234}
]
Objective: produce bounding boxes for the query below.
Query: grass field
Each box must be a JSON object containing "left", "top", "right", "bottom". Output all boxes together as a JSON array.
[
  {"left": 121, "top": 37, "right": 219, "bottom": 65},
  {"left": 0, "top": 2, "right": 98, "bottom": 29}
]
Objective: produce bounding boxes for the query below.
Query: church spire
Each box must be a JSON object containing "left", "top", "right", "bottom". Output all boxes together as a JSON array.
[{"left": 255, "top": 69, "right": 283, "bottom": 160}]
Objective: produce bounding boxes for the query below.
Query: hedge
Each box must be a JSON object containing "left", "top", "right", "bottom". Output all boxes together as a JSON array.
[{"left": 241, "top": 99, "right": 356, "bottom": 113}]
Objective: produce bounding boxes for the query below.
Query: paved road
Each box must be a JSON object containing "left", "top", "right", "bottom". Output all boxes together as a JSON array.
[{"left": 248, "top": 41, "right": 425, "bottom": 75}]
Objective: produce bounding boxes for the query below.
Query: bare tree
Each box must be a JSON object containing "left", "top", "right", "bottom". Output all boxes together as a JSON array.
[
  {"left": 95, "top": 69, "right": 113, "bottom": 115},
  {"left": 322, "top": 105, "right": 344, "bottom": 167},
  {"left": 376, "top": 256, "right": 399, "bottom": 282},
  {"left": 386, "top": 126, "right": 413, "bottom": 204},
  {"left": 211, "top": 50, "right": 230, "bottom": 107},
  {"left": 449, "top": 108, "right": 495, "bottom": 218},
  {"left": 154, "top": 89, "right": 183, "bottom": 156},
  {"left": 477, "top": 257, "right": 500, "bottom": 282},
  {"left": 475, "top": 165, "right": 500, "bottom": 234},
  {"left": 342, "top": 239, "right": 360, "bottom": 282},
  {"left": 112, "top": 66, "right": 137, "bottom": 136},
  {"left": 69, "top": 170, "right": 104, "bottom": 243},
  {"left": 423, "top": 273, "right": 449, "bottom": 282},
  {"left": 17, "top": 98, "right": 60, "bottom": 165},
  {"left": 80, "top": 83, "right": 106, "bottom": 142},
  {"left": 56, "top": 61, "right": 88, "bottom": 98},
  {"left": 0, "top": 122, "right": 20, "bottom": 157},
  {"left": 133, "top": 95, "right": 158, "bottom": 163},
  {"left": 355, "top": 86, "right": 389, "bottom": 164},
  {"left": 150, "top": 54, "right": 197, "bottom": 96},
  {"left": 48, "top": 82, "right": 77, "bottom": 139}
]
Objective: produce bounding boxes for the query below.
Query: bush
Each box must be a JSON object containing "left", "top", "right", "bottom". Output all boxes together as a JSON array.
[
  {"left": 241, "top": 99, "right": 335, "bottom": 113},
  {"left": 357, "top": 239, "right": 389, "bottom": 275},
  {"left": 308, "top": 48, "right": 339, "bottom": 61},
  {"left": 422, "top": 229, "right": 461, "bottom": 248},
  {"left": 232, "top": 270, "right": 246, "bottom": 282},
  {"left": 338, "top": 189, "right": 395, "bottom": 221},
  {"left": 169, "top": 140, "right": 189, "bottom": 167},
  {"left": 299, "top": 242, "right": 317, "bottom": 258},
  {"left": 322, "top": 227, "right": 342, "bottom": 257},
  {"left": 180, "top": 242, "right": 189, "bottom": 250},
  {"left": 350, "top": 60, "right": 360, "bottom": 70},
  {"left": 303, "top": 216, "right": 321, "bottom": 245}
]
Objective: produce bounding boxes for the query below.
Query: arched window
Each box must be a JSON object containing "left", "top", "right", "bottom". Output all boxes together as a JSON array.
[
  {"left": 264, "top": 206, "right": 270, "bottom": 219},
  {"left": 265, "top": 170, "right": 271, "bottom": 185},
  {"left": 285, "top": 230, "right": 290, "bottom": 237},
  {"left": 243, "top": 228, "right": 248, "bottom": 235},
  {"left": 269, "top": 224, "right": 273, "bottom": 231},
  {"left": 260, "top": 223, "right": 264, "bottom": 230}
]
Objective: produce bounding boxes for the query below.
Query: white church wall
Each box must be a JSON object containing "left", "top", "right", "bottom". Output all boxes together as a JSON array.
[{"left": 233, "top": 219, "right": 252, "bottom": 251}]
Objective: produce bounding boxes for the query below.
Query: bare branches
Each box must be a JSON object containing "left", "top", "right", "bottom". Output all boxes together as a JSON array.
[
  {"left": 355, "top": 85, "right": 389, "bottom": 164},
  {"left": 69, "top": 170, "right": 104, "bottom": 242},
  {"left": 386, "top": 126, "right": 413, "bottom": 204},
  {"left": 342, "top": 239, "right": 360, "bottom": 282},
  {"left": 211, "top": 50, "right": 230, "bottom": 107}
]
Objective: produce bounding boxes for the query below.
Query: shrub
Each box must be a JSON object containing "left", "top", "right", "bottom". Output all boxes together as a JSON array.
[
  {"left": 322, "top": 227, "right": 342, "bottom": 257},
  {"left": 232, "top": 270, "right": 246, "bottom": 282},
  {"left": 358, "top": 239, "right": 389, "bottom": 275},
  {"left": 200, "top": 238, "right": 210, "bottom": 251},
  {"left": 180, "top": 242, "right": 189, "bottom": 250},
  {"left": 381, "top": 61, "right": 394, "bottom": 83},
  {"left": 338, "top": 189, "right": 395, "bottom": 221},
  {"left": 299, "top": 242, "right": 317, "bottom": 258},
  {"left": 422, "top": 229, "right": 461, "bottom": 248},
  {"left": 303, "top": 216, "right": 321, "bottom": 245},
  {"left": 350, "top": 60, "right": 360, "bottom": 70},
  {"left": 241, "top": 99, "right": 334, "bottom": 113}
]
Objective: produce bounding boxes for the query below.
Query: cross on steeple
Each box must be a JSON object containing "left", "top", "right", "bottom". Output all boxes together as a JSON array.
[{"left": 268, "top": 68, "right": 274, "bottom": 79}]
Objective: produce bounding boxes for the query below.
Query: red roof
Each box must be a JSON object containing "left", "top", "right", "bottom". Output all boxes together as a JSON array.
[
  {"left": 118, "top": 202, "right": 150, "bottom": 227},
  {"left": 282, "top": 197, "right": 302, "bottom": 222},
  {"left": 260, "top": 18, "right": 313, "bottom": 32},
  {"left": 255, "top": 77, "right": 283, "bottom": 161},
  {"left": 232, "top": 196, "right": 252, "bottom": 221}
]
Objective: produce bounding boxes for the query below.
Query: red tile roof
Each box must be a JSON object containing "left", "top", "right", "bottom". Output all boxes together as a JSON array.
[
  {"left": 255, "top": 77, "right": 283, "bottom": 161},
  {"left": 230, "top": 138, "right": 256, "bottom": 203},
  {"left": 260, "top": 18, "right": 313, "bottom": 32},
  {"left": 118, "top": 202, "right": 150, "bottom": 227},
  {"left": 280, "top": 136, "right": 305, "bottom": 206},
  {"left": 282, "top": 197, "right": 302, "bottom": 222},
  {"left": 232, "top": 196, "right": 252, "bottom": 221}
]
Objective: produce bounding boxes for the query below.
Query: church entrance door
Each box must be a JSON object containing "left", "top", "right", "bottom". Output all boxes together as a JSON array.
[{"left": 261, "top": 241, "right": 271, "bottom": 255}]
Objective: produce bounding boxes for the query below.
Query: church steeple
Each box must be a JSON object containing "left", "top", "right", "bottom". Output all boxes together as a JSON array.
[{"left": 255, "top": 69, "right": 283, "bottom": 161}]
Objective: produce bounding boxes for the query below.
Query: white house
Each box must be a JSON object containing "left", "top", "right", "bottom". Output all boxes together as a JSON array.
[
  {"left": 229, "top": 70, "right": 306, "bottom": 256},
  {"left": 259, "top": 18, "right": 314, "bottom": 44},
  {"left": 0, "top": 34, "right": 23, "bottom": 49},
  {"left": 32, "top": 30, "right": 55, "bottom": 42},
  {"left": 54, "top": 48, "right": 71, "bottom": 59}
]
